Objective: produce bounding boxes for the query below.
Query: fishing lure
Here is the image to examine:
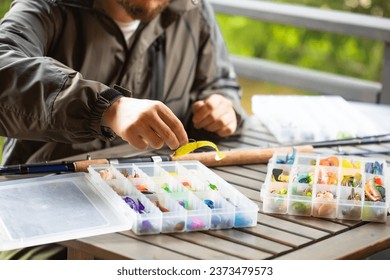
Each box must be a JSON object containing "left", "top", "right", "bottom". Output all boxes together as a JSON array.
[
  {"left": 123, "top": 197, "right": 146, "bottom": 214},
  {"left": 124, "top": 197, "right": 140, "bottom": 213},
  {"left": 161, "top": 183, "right": 172, "bottom": 193},
  {"left": 172, "top": 140, "right": 225, "bottom": 161},
  {"left": 204, "top": 199, "right": 215, "bottom": 209},
  {"left": 365, "top": 161, "right": 383, "bottom": 175},
  {"left": 208, "top": 182, "right": 218, "bottom": 191},
  {"left": 276, "top": 148, "right": 296, "bottom": 164}
]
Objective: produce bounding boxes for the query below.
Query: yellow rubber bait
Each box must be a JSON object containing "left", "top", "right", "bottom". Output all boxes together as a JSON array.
[{"left": 173, "top": 140, "right": 225, "bottom": 161}]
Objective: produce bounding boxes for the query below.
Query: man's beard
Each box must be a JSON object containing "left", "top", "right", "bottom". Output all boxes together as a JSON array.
[{"left": 116, "top": 0, "right": 170, "bottom": 22}]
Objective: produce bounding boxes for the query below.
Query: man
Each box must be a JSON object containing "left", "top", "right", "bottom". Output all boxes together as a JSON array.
[{"left": 0, "top": 0, "right": 246, "bottom": 166}]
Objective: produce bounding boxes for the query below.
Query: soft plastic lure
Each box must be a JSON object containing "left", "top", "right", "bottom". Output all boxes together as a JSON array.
[
  {"left": 276, "top": 148, "right": 296, "bottom": 164},
  {"left": 173, "top": 140, "right": 225, "bottom": 160},
  {"left": 208, "top": 182, "right": 218, "bottom": 191}
]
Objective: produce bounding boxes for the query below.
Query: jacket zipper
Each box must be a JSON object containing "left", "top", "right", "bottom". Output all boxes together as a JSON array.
[{"left": 149, "top": 35, "right": 166, "bottom": 101}]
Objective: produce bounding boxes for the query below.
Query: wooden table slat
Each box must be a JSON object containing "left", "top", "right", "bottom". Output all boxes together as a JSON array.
[
  {"left": 206, "top": 229, "right": 293, "bottom": 255},
  {"left": 256, "top": 213, "right": 329, "bottom": 240},
  {"left": 235, "top": 136, "right": 273, "bottom": 147},
  {"left": 171, "top": 232, "right": 273, "bottom": 259},
  {"left": 214, "top": 166, "right": 266, "bottom": 181},
  {"left": 239, "top": 224, "right": 312, "bottom": 247},
  {"left": 229, "top": 184, "right": 261, "bottom": 202},
  {"left": 218, "top": 141, "right": 257, "bottom": 149},
  {"left": 242, "top": 164, "right": 269, "bottom": 173},
  {"left": 240, "top": 129, "right": 278, "bottom": 142},
  {"left": 120, "top": 231, "right": 242, "bottom": 260},
  {"left": 63, "top": 233, "right": 194, "bottom": 260},
  {"left": 275, "top": 217, "right": 390, "bottom": 259},
  {"left": 264, "top": 214, "right": 352, "bottom": 234}
]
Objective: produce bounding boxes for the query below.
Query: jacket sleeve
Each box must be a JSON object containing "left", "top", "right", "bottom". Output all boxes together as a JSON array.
[
  {"left": 0, "top": 0, "right": 116, "bottom": 143},
  {"left": 191, "top": 0, "right": 247, "bottom": 129}
]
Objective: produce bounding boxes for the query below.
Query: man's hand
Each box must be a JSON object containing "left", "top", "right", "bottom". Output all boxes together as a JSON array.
[
  {"left": 192, "top": 94, "right": 237, "bottom": 137},
  {"left": 103, "top": 97, "right": 188, "bottom": 150}
]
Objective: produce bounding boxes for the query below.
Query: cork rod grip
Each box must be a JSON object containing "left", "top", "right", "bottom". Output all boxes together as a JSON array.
[
  {"left": 74, "top": 159, "right": 110, "bottom": 172},
  {"left": 170, "top": 145, "right": 315, "bottom": 167}
]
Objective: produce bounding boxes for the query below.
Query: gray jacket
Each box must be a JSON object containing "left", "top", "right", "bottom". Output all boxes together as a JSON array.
[{"left": 0, "top": 0, "right": 246, "bottom": 164}]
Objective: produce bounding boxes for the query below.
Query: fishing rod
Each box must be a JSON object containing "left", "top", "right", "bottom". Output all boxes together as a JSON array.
[
  {"left": 336, "top": 149, "right": 390, "bottom": 156},
  {"left": 1, "top": 134, "right": 389, "bottom": 175},
  {"left": 0, "top": 155, "right": 171, "bottom": 176},
  {"left": 0, "top": 145, "right": 314, "bottom": 175},
  {"left": 304, "top": 133, "right": 390, "bottom": 148}
]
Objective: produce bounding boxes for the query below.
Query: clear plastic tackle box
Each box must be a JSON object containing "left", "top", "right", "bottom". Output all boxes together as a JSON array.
[
  {"left": 251, "top": 95, "right": 385, "bottom": 143},
  {"left": 261, "top": 152, "right": 389, "bottom": 222},
  {"left": 88, "top": 161, "right": 258, "bottom": 235},
  {"left": 0, "top": 161, "right": 258, "bottom": 251}
]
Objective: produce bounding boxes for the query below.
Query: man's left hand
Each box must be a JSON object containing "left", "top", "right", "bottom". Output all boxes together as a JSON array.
[{"left": 192, "top": 94, "right": 237, "bottom": 137}]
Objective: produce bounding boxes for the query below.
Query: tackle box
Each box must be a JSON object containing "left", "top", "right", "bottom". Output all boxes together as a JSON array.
[
  {"left": 251, "top": 95, "right": 384, "bottom": 143},
  {"left": 0, "top": 161, "right": 258, "bottom": 251},
  {"left": 88, "top": 161, "right": 258, "bottom": 235},
  {"left": 261, "top": 152, "right": 389, "bottom": 222}
]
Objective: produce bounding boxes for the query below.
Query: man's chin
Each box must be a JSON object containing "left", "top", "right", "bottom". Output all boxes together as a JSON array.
[{"left": 118, "top": 0, "right": 170, "bottom": 22}]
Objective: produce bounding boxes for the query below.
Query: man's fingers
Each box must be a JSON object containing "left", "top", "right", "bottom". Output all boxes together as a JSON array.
[
  {"left": 202, "top": 115, "right": 237, "bottom": 136},
  {"left": 194, "top": 103, "right": 226, "bottom": 129},
  {"left": 216, "top": 121, "right": 237, "bottom": 137},
  {"left": 192, "top": 100, "right": 204, "bottom": 113},
  {"left": 157, "top": 104, "right": 188, "bottom": 148},
  {"left": 192, "top": 95, "right": 226, "bottom": 129},
  {"left": 145, "top": 129, "right": 165, "bottom": 149},
  {"left": 127, "top": 134, "right": 149, "bottom": 150},
  {"left": 150, "top": 115, "right": 181, "bottom": 150},
  {"left": 191, "top": 94, "right": 237, "bottom": 137},
  {"left": 104, "top": 97, "right": 188, "bottom": 151},
  {"left": 191, "top": 101, "right": 209, "bottom": 128}
]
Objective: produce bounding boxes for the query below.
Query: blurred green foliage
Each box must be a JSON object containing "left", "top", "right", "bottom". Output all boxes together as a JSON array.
[
  {"left": 216, "top": 0, "right": 390, "bottom": 82},
  {"left": 0, "top": 0, "right": 11, "bottom": 18}
]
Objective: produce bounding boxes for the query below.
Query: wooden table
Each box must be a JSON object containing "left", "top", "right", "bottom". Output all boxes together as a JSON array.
[{"left": 61, "top": 105, "right": 390, "bottom": 260}]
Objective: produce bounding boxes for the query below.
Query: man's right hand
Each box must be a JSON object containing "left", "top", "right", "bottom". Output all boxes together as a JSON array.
[{"left": 102, "top": 97, "right": 188, "bottom": 150}]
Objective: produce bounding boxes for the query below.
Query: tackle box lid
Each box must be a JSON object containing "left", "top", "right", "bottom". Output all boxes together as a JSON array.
[{"left": 0, "top": 172, "right": 133, "bottom": 251}]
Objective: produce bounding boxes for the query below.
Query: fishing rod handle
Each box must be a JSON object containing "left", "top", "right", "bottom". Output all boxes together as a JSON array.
[
  {"left": 74, "top": 159, "right": 110, "bottom": 172},
  {"left": 171, "top": 145, "right": 315, "bottom": 167}
]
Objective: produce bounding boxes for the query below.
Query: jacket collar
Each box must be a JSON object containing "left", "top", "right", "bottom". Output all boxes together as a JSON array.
[{"left": 166, "top": 0, "right": 200, "bottom": 15}]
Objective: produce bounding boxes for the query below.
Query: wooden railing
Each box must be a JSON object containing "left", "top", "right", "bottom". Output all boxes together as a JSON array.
[{"left": 210, "top": 0, "right": 390, "bottom": 104}]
